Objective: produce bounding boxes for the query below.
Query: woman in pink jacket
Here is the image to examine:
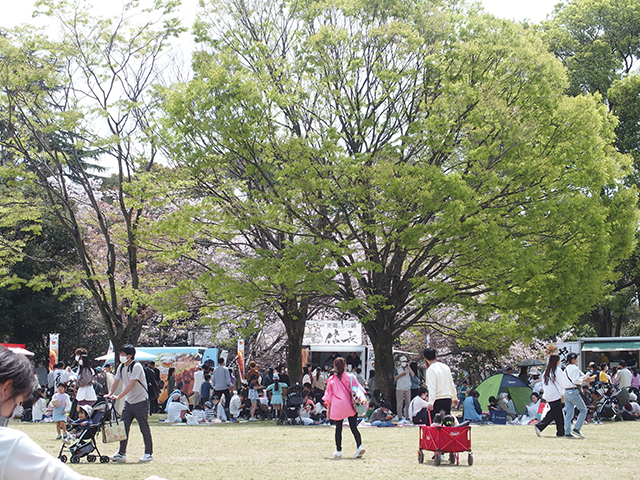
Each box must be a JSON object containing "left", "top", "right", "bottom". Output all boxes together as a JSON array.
[{"left": 323, "top": 357, "right": 365, "bottom": 459}]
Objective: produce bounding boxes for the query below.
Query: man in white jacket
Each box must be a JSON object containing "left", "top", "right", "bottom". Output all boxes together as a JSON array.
[{"left": 424, "top": 348, "right": 458, "bottom": 417}]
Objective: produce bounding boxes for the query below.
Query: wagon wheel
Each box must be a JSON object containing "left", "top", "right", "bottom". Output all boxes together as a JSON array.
[
  {"left": 100, "top": 456, "right": 110, "bottom": 463},
  {"left": 434, "top": 453, "right": 442, "bottom": 466},
  {"left": 418, "top": 450, "right": 424, "bottom": 464},
  {"left": 87, "top": 455, "right": 97, "bottom": 463},
  {"left": 70, "top": 456, "right": 80, "bottom": 464},
  {"left": 59, "top": 455, "right": 67, "bottom": 463},
  {"left": 468, "top": 453, "right": 474, "bottom": 466}
]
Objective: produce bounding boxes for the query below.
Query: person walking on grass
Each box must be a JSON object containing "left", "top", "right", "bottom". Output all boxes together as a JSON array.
[
  {"left": 564, "top": 352, "right": 595, "bottom": 438},
  {"left": 534, "top": 354, "right": 565, "bottom": 438},
  {"left": 424, "top": 348, "right": 458, "bottom": 417},
  {"left": 106, "top": 344, "right": 153, "bottom": 463},
  {"left": 323, "top": 357, "right": 365, "bottom": 459}
]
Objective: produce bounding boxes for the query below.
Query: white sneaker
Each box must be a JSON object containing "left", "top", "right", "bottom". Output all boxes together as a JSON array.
[
  {"left": 249, "top": 417, "right": 258, "bottom": 421},
  {"left": 139, "top": 453, "right": 154, "bottom": 463},
  {"left": 333, "top": 451, "right": 343, "bottom": 458},
  {"left": 355, "top": 445, "right": 365, "bottom": 458},
  {"left": 110, "top": 452, "right": 126, "bottom": 462}
]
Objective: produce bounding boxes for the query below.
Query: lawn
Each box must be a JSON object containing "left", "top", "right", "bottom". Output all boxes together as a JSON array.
[{"left": 10, "top": 419, "right": 639, "bottom": 480}]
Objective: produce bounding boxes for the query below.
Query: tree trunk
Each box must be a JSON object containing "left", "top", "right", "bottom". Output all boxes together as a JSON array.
[
  {"left": 363, "top": 321, "right": 395, "bottom": 401},
  {"left": 281, "top": 299, "right": 308, "bottom": 384}
]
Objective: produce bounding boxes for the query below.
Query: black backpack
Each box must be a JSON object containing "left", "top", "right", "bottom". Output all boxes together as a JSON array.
[{"left": 143, "top": 365, "right": 160, "bottom": 401}]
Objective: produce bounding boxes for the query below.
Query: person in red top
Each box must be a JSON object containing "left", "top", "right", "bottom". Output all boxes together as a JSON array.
[{"left": 322, "top": 357, "right": 365, "bottom": 459}]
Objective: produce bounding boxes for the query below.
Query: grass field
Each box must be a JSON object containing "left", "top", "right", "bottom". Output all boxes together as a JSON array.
[{"left": 11, "top": 418, "right": 640, "bottom": 480}]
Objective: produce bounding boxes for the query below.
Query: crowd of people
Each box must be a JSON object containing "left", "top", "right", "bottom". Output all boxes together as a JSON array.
[{"left": 457, "top": 352, "right": 640, "bottom": 433}]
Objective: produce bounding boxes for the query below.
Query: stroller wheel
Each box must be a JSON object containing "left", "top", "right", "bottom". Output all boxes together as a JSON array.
[
  {"left": 87, "top": 455, "right": 97, "bottom": 463},
  {"left": 59, "top": 455, "right": 67, "bottom": 463},
  {"left": 70, "top": 456, "right": 80, "bottom": 464},
  {"left": 418, "top": 450, "right": 424, "bottom": 464},
  {"left": 100, "top": 456, "right": 110, "bottom": 463}
]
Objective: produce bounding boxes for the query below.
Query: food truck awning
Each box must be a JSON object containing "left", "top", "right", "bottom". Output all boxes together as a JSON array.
[{"left": 581, "top": 339, "right": 640, "bottom": 352}]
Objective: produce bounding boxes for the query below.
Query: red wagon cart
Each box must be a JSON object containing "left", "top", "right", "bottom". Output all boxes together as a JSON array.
[{"left": 418, "top": 422, "right": 473, "bottom": 466}]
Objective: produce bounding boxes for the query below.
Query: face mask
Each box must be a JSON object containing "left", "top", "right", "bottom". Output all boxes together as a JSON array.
[
  {"left": 119, "top": 355, "right": 128, "bottom": 364},
  {"left": 401, "top": 362, "right": 407, "bottom": 367},
  {"left": 75, "top": 355, "right": 80, "bottom": 362},
  {"left": 0, "top": 395, "right": 20, "bottom": 428}
]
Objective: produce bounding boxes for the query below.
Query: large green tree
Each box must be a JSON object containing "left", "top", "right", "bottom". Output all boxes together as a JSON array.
[
  {"left": 0, "top": 0, "right": 185, "bottom": 358},
  {"left": 543, "top": 0, "right": 640, "bottom": 337},
  {"left": 164, "top": 0, "right": 637, "bottom": 397}
]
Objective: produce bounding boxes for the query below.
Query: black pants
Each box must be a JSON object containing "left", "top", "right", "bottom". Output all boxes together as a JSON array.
[
  {"left": 214, "top": 389, "right": 230, "bottom": 409},
  {"left": 426, "top": 398, "right": 452, "bottom": 424},
  {"left": 537, "top": 399, "right": 564, "bottom": 436},
  {"left": 333, "top": 415, "right": 362, "bottom": 451},
  {"left": 120, "top": 400, "right": 153, "bottom": 455}
]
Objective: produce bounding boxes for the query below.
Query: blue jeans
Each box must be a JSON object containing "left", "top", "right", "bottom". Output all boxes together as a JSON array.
[
  {"left": 563, "top": 389, "right": 587, "bottom": 435},
  {"left": 371, "top": 420, "right": 395, "bottom": 427}
]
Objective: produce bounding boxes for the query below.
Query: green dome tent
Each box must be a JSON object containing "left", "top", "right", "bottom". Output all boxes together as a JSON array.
[{"left": 475, "top": 374, "right": 532, "bottom": 415}]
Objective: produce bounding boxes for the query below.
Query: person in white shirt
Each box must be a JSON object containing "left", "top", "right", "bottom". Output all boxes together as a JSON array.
[
  {"left": 615, "top": 360, "right": 632, "bottom": 389},
  {"left": 229, "top": 386, "right": 242, "bottom": 420},
  {"left": 535, "top": 354, "right": 565, "bottom": 438},
  {"left": 424, "top": 348, "right": 458, "bottom": 417},
  {"left": 192, "top": 365, "right": 204, "bottom": 407},
  {"left": 408, "top": 386, "right": 430, "bottom": 424},
  {"left": 563, "top": 352, "right": 595, "bottom": 437},
  {"left": 167, "top": 393, "right": 189, "bottom": 423}
]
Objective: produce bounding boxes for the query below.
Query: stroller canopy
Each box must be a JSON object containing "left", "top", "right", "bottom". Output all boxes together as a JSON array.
[{"left": 475, "top": 374, "right": 532, "bottom": 415}]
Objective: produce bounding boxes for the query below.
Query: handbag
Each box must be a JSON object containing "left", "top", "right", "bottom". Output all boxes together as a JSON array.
[
  {"left": 102, "top": 405, "right": 127, "bottom": 443},
  {"left": 349, "top": 374, "right": 368, "bottom": 416}
]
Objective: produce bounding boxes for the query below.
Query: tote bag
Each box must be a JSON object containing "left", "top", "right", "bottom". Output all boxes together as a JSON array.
[
  {"left": 349, "top": 375, "right": 368, "bottom": 416},
  {"left": 102, "top": 406, "right": 127, "bottom": 443}
]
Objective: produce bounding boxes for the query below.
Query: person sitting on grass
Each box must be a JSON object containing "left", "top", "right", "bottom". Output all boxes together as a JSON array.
[
  {"left": 229, "top": 386, "right": 243, "bottom": 421},
  {"left": 167, "top": 393, "right": 189, "bottom": 423},
  {"left": 366, "top": 389, "right": 384, "bottom": 420},
  {"left": 462, "top": 390, "right": 482, "bottom": 423},
  {"left": 186, "top": 404, "right": 208, "bottom": 425},
  {"left": 408, "top": 387, "right": 430, "bottom": 424},
  {"left": 209, "top": 395, "right": 227, "bottom": 422},
  {"left": 369, "top": 401, "right": 396, "bottom": 427}
]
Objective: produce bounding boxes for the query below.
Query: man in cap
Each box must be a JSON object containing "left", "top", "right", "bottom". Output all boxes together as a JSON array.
[
  {"left": 393, "top": 355, "right": 414, "bottom": 419},
  {"left": 564, "top": 352, "right": 595, "bottom": 438}
]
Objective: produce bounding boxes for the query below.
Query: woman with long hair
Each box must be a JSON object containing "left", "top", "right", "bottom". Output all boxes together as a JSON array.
[
  {"left": 322, "top": 357, "right": 365, "bottom": 458},
  {"left": 75, "top": 354, "right": 96, "bottom": 411},
  {"left": 534, "top": 354, "right": 566, "bottom": 437}
]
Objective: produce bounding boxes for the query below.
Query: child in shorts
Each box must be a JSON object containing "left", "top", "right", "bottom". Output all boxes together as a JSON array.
[{"left": 51, "top": 382, "right": 70, "bottom": 439}]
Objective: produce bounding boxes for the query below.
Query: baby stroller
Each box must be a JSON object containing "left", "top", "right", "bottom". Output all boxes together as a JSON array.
[
  {"left": 592, "top": 382, "right": 628, "bottom": 421},
  {"left": 58, "top": 401, "right": 111, "bottom": 464},
  {"left": 280, "top": 383, "right": 304, "bottom": 425}
]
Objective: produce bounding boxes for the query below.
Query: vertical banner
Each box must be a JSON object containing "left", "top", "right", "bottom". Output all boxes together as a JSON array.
[
  {"left": 237, "top": 339, "right": 245, "bottom": 382},
  {"left": 49, "top": 333, "right": 59, "bottom": 372}
]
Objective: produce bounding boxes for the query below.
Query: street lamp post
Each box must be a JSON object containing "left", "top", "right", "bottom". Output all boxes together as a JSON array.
[{"left": 75, "top": 303, "right": 84, "bottom": 348}]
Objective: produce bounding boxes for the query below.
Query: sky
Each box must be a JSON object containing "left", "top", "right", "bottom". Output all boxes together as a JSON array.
[{"left": 4, "top": 0, "right": 561, "bottom": 31}]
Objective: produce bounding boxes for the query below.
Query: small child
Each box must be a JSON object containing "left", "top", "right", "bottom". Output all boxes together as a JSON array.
[
  {"left": 210, "top": 395, "right": 227, "bottom": 422},
  {"left": 51, "top": 383, "right": 70, "bottom": 439},
  {"left": 186, "top": 404, "right": 207, "bottom": 425},
  {"left": 65, "top": 405, "right": 93, "bottom": 443},
  {"left": 248, "top": 374, "right": 263, "bottom": 421}
]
